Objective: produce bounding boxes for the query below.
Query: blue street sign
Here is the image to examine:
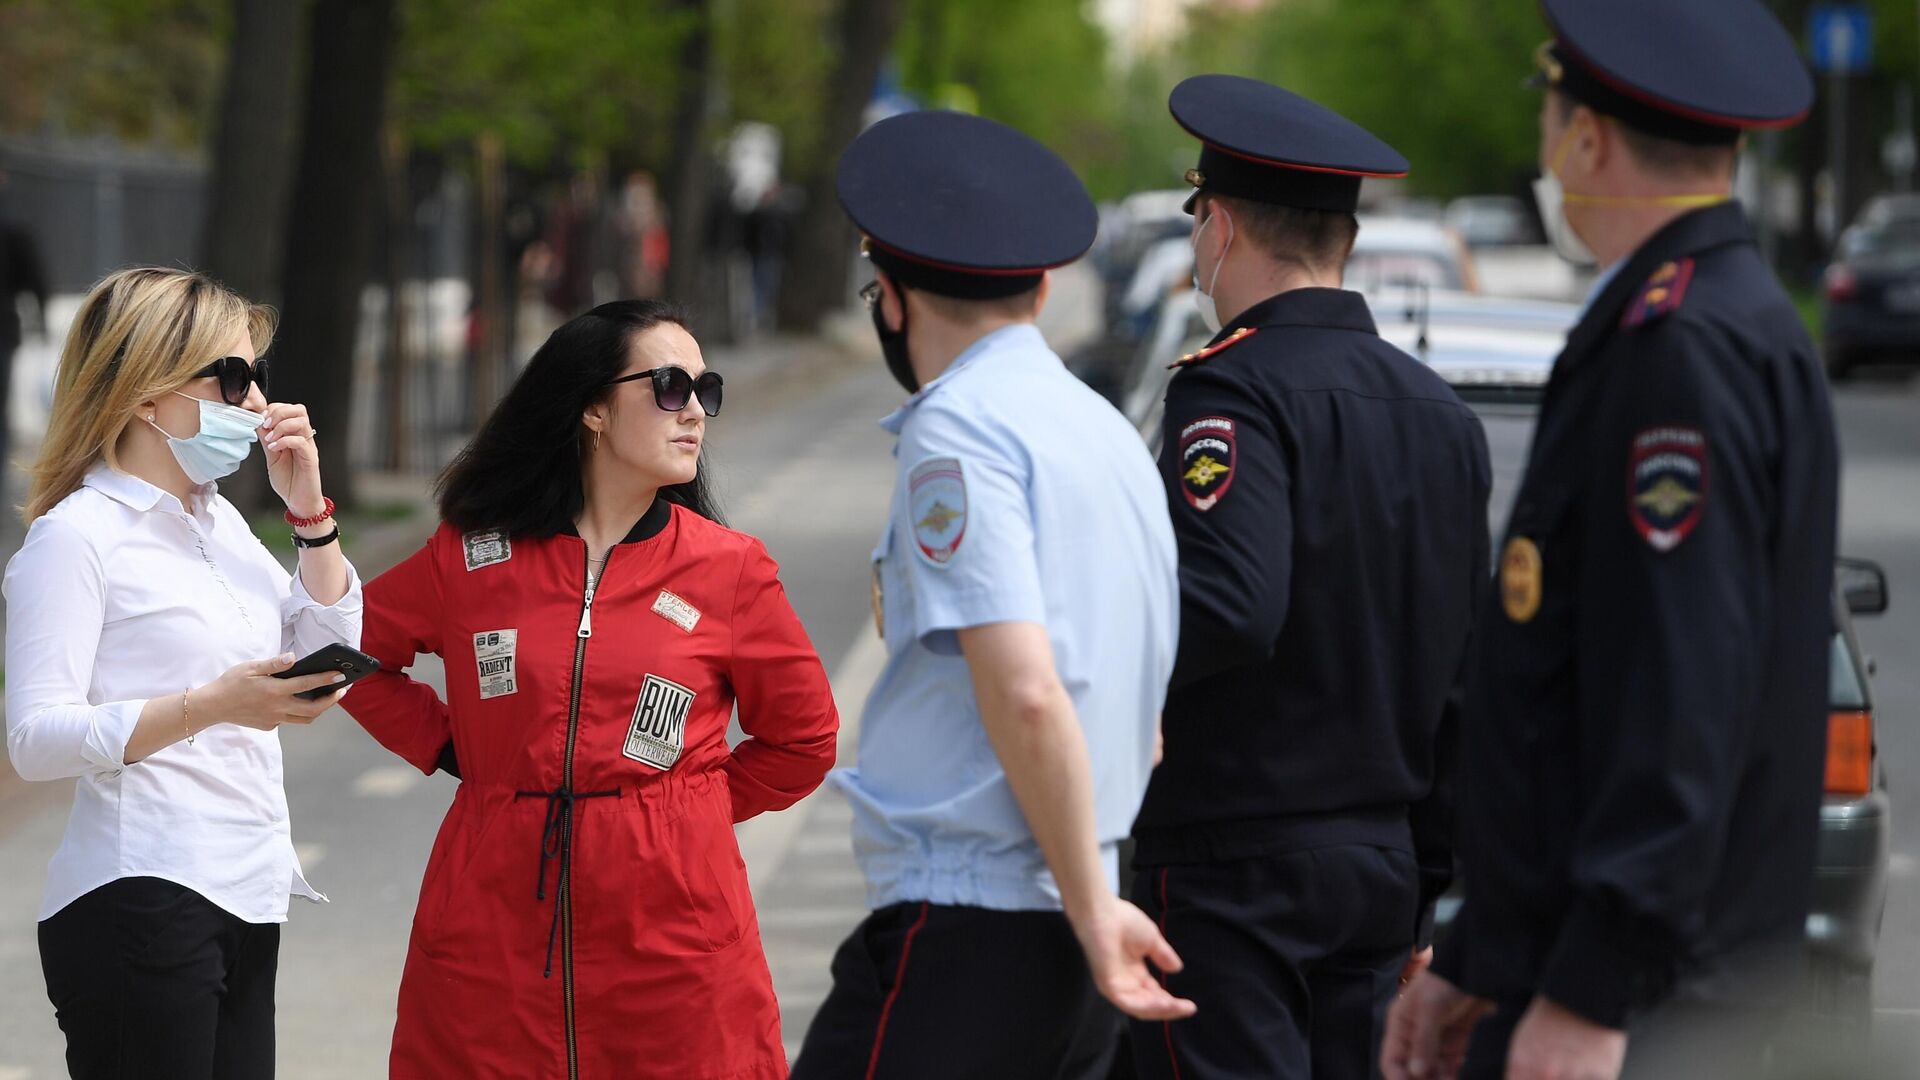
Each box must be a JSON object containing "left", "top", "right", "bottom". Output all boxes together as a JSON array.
[{"left": 1809, "top": 4, "right": 1873, "bottom": 76}]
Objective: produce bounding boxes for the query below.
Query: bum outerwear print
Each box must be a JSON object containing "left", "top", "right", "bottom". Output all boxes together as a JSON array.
[{"left": 346, "top": 504, "right": 837, "bottom": 1079}]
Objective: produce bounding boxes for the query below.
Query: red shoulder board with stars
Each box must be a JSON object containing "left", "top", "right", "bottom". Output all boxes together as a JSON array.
[
  {"left": 1169, "top": 326, "right": 1259, "bottom": 369},
  {"left": 1621, "top": 258, "right": 1696, "bottom": 329}
]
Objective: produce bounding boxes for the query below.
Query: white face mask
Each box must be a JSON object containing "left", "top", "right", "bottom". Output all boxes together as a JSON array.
[
  {"left": 1533, "top": 168, "right": 1597, "bottom": 267},
  {"left": 145, "top": 392, "right": 264, "bottom": 485},
  {"left": 1190, "top": 207, "right": 1234, "bottom": 334}
]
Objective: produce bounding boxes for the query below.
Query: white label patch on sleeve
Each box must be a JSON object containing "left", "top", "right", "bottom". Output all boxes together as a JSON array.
[
  {"left": 473, "top": 629, "right": 518, "bottom": 699},
  {"left": 652, "top": 590, "right": 702, "bottom": 633},
  {"left": 907, "top": 456, "right": 968, "bottom": 568},
  {"left": 463, "top": 529, "right": 512, "bottom": 571},
  {"left": 623, "top": 674, "right": 693, "bottom": 771}
]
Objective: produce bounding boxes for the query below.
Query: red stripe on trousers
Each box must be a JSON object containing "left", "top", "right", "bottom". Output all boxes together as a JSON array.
[
  {"left": 865, "top": 901, "right": 932, "bottom": 1080},
  {"left": 1158, "top": 868, "right": 1186, "bottom": 1080}
]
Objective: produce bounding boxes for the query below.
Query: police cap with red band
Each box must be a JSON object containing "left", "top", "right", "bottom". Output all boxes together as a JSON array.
[
  {"left": 1529, "top": 0, "right": 1814, "bottom": 146},
  {"left": 1170, "top": 74, "right": 1409, "bottom": 216},
  {"left": 835, "top": 110, "right": 1098, "bottom": 300}
]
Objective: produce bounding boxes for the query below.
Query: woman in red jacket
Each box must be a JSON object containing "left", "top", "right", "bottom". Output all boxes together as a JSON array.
[{"left": 345, "top": 299, "right": 838, "bottom": 1079}]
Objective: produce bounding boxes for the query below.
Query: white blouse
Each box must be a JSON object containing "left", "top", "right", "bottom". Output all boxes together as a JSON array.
[{"left": 4, "top": 464, "right": 363, "bottom": 923}]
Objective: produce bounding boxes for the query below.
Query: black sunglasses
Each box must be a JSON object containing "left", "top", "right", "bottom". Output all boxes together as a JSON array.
[
  {"left": 609, "top": 366, "right": 723, "bottom": 416},
  {"left": 192, "top": 355, "right": 269, "bottom": 406}
]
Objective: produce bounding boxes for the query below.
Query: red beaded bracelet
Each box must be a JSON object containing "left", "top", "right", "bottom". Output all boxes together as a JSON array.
[{"left": 284, "top": 497, "right": 335, "bottom": 529}]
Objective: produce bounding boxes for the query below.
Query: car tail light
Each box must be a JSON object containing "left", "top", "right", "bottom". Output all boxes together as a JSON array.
[
  {"left": 1825, "top": 265, "right": 1859, "bottom": 302},
  {"left": 1825, "top": 710, "right": 1874, "bottom": 796}
]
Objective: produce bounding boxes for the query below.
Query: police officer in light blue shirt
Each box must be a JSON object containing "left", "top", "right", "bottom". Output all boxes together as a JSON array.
[{"left": 789, "top": 111, "right": 1192, "bottom": 1080}]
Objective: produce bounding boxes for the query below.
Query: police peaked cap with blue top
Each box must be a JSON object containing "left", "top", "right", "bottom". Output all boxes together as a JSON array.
[
  {"left": 836, "top": 111, "right": 1099, "bottom": 300},
  {"left": 1529, "top": 0, "right": 1814, "bottom": 145},
  {"left": 1170, "top": 74, "right": 1409, "bottom": 216}
]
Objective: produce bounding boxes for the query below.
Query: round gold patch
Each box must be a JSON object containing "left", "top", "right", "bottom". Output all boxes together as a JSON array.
[{"left": 1501, "top": 537, "right": 1543, "bottom": 624}]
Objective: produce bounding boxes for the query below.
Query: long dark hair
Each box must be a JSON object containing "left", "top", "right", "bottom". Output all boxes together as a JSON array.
[{"left": 437, "top": 299, "right": 724, "bottom": 536}]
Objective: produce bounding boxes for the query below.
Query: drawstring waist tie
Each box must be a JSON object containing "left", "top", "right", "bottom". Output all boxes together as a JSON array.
[{"left": 513, "top": 785, "right": 621, "bottom": 977}]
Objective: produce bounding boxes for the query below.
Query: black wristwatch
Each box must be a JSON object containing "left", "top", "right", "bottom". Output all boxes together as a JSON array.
[{"left": 292, "top": 525, "right": 341, "bottom": 550}]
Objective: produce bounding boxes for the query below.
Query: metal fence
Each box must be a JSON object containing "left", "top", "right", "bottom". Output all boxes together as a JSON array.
[
  {"left": 0, "top": 134, "right": 489, "bottom": 480},
  {"left": 0, "top": 135, "right": 207, "bottom": 292}
]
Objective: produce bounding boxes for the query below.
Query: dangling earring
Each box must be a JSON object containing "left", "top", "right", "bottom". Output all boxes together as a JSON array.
[{"left": 595, "top": 430, "right": 602, "bottom": 452}]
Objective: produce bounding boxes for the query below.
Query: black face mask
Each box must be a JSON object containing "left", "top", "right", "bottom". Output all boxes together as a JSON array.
[{"left": 870, "top": 286, "right": 918, "bottom": 394}]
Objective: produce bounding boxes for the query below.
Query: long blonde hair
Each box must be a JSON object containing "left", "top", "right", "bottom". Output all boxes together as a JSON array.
[{"left": 25, "top": 267, "right": 275, "bottom": 522}]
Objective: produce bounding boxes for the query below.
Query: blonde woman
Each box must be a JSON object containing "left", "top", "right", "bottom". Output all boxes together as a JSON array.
[{"left": 5, "top": 267, "right": 362, "bottom": 1079}]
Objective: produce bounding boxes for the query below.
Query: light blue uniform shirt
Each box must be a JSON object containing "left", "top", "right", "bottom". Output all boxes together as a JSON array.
[
  {"left": 1578, "top": 261, "right": 1625, "bottom": 319},
  {"left": 831, "top": 324, "right": 1179, "bottom": 913}
]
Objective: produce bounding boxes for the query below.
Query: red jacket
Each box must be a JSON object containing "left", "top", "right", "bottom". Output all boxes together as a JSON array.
[{"left": 345, "top": 502, "right": 837, "bottom": 1080}]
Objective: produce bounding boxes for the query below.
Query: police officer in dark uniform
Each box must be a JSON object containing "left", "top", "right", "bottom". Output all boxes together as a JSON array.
[
  {"left": 1128, "top": 75, "right": 1491, "bottom": 1080},
  {"left": 1382, "top": 4, "right": 1838, "bottom": 1080}
]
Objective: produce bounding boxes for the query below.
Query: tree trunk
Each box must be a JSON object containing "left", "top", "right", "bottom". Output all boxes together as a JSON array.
[
  {"left": 472, "top": 131, "right": 506, "bottom": 428},
  {"left": 381, "top": 124, "right": 411, "bottom": 472},
  {"left": 1773, "top": 0, "right": 1822, "bottom": 281},
  {"left": 202, "top": 0, "right": 304, "bottom": 302},
  {"left": 664, "top": 0, "right": 715, "bottom": 313},
  {"left": 775, "top": 0, "right": 906, "bottom": 333},
  {"left": 274, "top": 0, "right": 397, "bottom": 510},
  {"left": 201, "top": 0, "right": 305, "bottom": 513}
]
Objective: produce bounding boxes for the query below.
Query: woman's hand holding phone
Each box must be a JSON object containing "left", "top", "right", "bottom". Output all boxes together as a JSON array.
[{"left": 192, "top": 654, "right": 347, "bottom": 732}]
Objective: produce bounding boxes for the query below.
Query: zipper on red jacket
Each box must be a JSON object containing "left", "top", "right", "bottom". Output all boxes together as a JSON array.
[{"left": 560, "top": 545, "right": 607, "bottom": 1080}]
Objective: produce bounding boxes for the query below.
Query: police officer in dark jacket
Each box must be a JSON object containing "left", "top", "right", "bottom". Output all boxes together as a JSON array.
[
  {"left": 1129, "top": 75, "right": 1491, "bottom": 1080},
  {"left": 1383, "top": 4, "right": 1839, "bottom": 1080},
  {"left": 0, "top": 169, "right": 47, "bottom": 463}
]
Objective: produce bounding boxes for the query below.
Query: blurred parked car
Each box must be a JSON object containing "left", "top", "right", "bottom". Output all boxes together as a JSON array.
[
  {"left": 1095, "top": 190, "right": 1192, "bottom": 335},
  {"left": 1349, "top": 216, "right": 1481, "bottom": 293},
  {"left": 1823, "top": 214, "right": 1920, "bottom": 378},
  {"left": 1445, "top": 195, "right": 1543, "bottom": 248},
  {"left": 1855, "top": 192, "right": 1920, "bottom": 227}
]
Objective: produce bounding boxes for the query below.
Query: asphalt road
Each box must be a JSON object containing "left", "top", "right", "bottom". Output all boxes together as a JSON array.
[
  {"left": 1828, "top": 376, "right": 1920, "bottom": 1072},
  {"left": 0, "top": 280, "right": 1916, "bottom": 1077}
]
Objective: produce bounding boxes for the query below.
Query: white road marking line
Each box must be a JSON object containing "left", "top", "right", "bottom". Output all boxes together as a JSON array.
[
  {"left": 353, "top": 764, "right": 423, "bottom": 798},
  {"left": 294, "top": 842, "right": 327, "bottom": 871},
  {"left": 736, "top": 629, "right": 886, "bottom": 893}
]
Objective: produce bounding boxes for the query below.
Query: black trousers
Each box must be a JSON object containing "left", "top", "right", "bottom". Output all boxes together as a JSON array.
[
  {"left": 790, "top": 902, "right": 1122, "bottom": 1080},
  {"left": 39, "top": 876, "right": 280, "bottom": 1080},
  {"left": 1129, "top": 845, "right": 1421, "bottom": 1080}
]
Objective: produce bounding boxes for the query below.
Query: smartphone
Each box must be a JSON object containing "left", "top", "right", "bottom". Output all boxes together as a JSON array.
[{"left": 273, "top": 643, "right": 382, "bottom": 701}]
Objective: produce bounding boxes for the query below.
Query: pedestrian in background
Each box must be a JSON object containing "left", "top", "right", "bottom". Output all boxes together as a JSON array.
[
  {"left": 0, "top": 167, "right": 48, "bottom": 468},
  {"left": 344, "top": 299, "right": 837, "bottom": 1079},
  {"left": 8, "top": 265, "right": 360, "bottom": 1079}
]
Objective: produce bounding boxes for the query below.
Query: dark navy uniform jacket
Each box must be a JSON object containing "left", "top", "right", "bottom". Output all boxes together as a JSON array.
[
  {"left": 1132, "top": 287, "right": 1491, "bottom": 942},
  {"left": 1432, "top": 203, "right": 1841, "bottom": 1028}
]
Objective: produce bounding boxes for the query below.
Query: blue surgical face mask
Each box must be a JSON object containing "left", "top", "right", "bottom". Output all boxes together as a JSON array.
[{"left": 145, "top": 392, "right": 264, "bottom": 485}]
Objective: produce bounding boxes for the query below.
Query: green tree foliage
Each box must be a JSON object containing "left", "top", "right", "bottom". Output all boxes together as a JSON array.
[
  {"left": 1106, "top": 0, "right": 1544, "bottom": 200},
  {"left": 723, "top": 0, "right": 840, "bottom": 175},
  {"left": 0, "top": 0, "right": 227, "bottom": 149},
  {"left": 392, "top": 0, "right": 691, "bottom": 169},
  {"left": 892, "top": 0, "right": 1127, "bottom": 195},
  {"left": 393, "top": 0, "right": 840, "bottom": 178}
]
